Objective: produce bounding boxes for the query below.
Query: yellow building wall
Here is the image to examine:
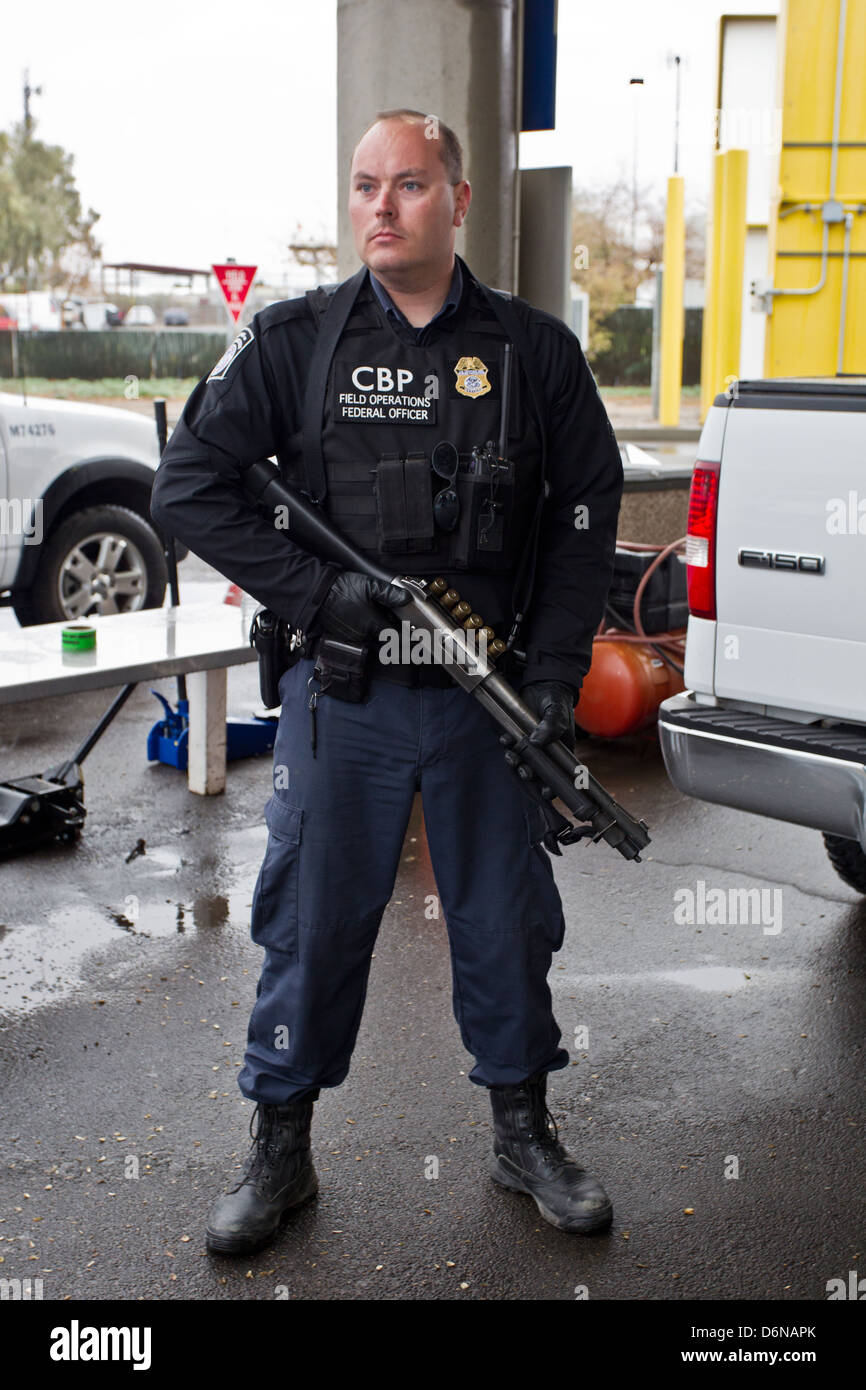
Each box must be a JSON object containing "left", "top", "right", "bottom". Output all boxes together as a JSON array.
[{"left": 765, "top": 0, "right": 866, "bottom": 376}]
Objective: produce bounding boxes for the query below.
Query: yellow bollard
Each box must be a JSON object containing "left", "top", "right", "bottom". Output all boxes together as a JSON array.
[
  {"left": 715, "top": 148, "right": 749, "bottom": 393},
  {"left": 700, "top": 152, "right": 726, "bottom": 421},
  {"left": 659, "top": 175, "right": 685, "bottom": 427}
]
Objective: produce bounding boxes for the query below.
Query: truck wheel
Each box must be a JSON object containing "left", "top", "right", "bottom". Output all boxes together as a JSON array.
[
  {"left": 13, "top": 505, "right": 167, "bottom": 626},
  {"left": 822, "top": 833, "right": 866, "bottom": 894}
]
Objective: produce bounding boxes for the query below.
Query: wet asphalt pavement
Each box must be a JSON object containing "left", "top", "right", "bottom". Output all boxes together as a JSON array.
[{"left": 1, "top": 568, "right": 865, "bottom": 1309}]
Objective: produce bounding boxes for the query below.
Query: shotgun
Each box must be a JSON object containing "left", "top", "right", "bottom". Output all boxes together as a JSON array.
[{"left": 242, "top": 458, "right": 650, "bottom": 863}]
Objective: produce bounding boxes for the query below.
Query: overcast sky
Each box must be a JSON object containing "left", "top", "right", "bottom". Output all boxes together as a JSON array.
[{"left": 2, "top": 0, "right": 777, "bottom": 288}]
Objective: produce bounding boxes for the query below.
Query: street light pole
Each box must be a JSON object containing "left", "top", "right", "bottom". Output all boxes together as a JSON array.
[
  {"left": 629, "top": 78, "right": 644, "bottom": 253},
  {"left": 22, "top": 68, "right": 42, "bottom": 137},
  {"left": 667, "top": 53, "right": 683, "bottom": 174}
]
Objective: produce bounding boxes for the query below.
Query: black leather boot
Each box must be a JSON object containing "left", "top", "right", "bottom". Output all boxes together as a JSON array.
[
  {"left": 206, "top": 1095, "right": 319, "bottom": 1255},
  {"left": 488, "top": 1072, "right": 613, "bottom": 1234}
]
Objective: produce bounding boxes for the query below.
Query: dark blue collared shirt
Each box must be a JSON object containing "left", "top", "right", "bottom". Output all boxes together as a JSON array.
[{"left": 369, "top": 259, "right": 463, "bottom": 343}]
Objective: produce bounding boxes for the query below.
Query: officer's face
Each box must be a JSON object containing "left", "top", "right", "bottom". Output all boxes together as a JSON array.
[{"left": 349, "top": 119, "right": 470, "bottom": 283}]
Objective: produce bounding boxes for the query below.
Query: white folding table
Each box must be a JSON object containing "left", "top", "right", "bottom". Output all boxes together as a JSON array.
[{"left": 0, "top": 601, "right": 261, "bottom": 794}]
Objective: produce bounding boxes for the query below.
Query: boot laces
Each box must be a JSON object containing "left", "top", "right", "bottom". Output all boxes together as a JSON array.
[
  {"left": 517, "top": 1082, "right": 575, "bottom": 1170},
  {"left": 242, "top": 1104, "right": 286, "bottom": 1182},
  {"left": 528, "top": 1095, "right": 564, "bottom": 1154}
]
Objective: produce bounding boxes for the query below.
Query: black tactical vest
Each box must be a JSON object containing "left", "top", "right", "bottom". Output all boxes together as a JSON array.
[
  {"left": 313, "top": 281, "right": 542, "bottom": 584},
  {"left": 290, "top": 259, "right": 551, "bottom": 656}
]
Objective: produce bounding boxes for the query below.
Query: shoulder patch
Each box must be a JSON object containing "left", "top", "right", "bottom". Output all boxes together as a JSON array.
[{"left": 207, "top": 326, "right": 254, "bottom": 382}]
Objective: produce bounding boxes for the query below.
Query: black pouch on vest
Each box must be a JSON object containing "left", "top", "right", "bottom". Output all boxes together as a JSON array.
[
  {"left": 453, "top": 456, "right": 516, "bottom": 569},
  {"left": 374, "top": 452, "right": 435, "bottom": 552},
  {"left": 314, "top": 636, "right": 371, "bottom": 702}
]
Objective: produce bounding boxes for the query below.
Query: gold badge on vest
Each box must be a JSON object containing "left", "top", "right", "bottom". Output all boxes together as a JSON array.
[{"left": 454, "top": 356, "right": 491, "bottom": 398}]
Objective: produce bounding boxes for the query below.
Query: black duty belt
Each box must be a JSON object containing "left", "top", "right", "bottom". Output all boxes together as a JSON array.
[
  {"left": 370, "top": 658, "right": 455, "bottom": 689},
  {"left": 305, "top": 632, "right": 519, "bottom": 689},
  {"left": 307, "top": 632, "right": 452, "bottom": 688},
  {"left": 372, "top": 651, "right": 521, "bottom": 688}
]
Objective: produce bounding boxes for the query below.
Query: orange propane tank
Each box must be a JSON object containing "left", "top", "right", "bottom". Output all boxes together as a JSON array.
[{"left": 574, "top": 640, "right": 685, "bottom": 738}]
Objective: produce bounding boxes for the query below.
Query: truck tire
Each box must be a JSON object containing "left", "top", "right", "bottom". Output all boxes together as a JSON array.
[
  {"left": 822, "top": 833, "right": 866, "bottom": 895},
  {"left": 12, "top": 505, "right": 167, "bottom": 626}
]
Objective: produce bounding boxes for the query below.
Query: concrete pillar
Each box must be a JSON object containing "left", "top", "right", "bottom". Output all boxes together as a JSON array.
[
  {"left": 336, "top": 0, "right": 521, "bottom": 289},
  {"left": 518, "top": 166, "right": 572, "bottom": 322}
]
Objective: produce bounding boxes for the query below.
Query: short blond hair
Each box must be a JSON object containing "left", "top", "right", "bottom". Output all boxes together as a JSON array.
[{"left": 361, "top": 108, "right": 464, "bottom": 184}]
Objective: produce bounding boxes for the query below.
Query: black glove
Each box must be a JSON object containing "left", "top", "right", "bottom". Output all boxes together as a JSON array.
[
  {"left": 499, "top": 681, "right": 578, "bottom": 854},
  {"left": 521, "top": 680, "right": 578, "bottom": 751},
  {"left": 319, "top": 570, "right": 412, "bottom": 645}
]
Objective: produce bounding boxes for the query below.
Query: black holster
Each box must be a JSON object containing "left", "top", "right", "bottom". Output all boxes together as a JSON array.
[{"left": 250, "top": 607, "right": 296, "bottom": 709}]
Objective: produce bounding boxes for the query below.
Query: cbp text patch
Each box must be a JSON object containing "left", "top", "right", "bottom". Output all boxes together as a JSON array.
[
  {"left": 334, "top": 363, "right": 437, "bottom": 424},
  {"left": 208, "top": 327, "right": 254, "bottom": 382}
]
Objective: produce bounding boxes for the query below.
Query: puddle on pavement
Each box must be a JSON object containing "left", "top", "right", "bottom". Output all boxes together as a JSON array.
[
  {"left": 553, "top": 965, "right": 762, "bottom": 994},
  {"left": 127, "top": 845, "right": 184, "bottom": 876},
  {"left": 126, "top": 891, "right": 239, "bottom": 934},
  {"left": 0, "top": 886, "right": 256, "bottom": 1017},
  {"left": 0, "top": 902, "right": 120, "bottom": 1017},
  {"left": 0, "top": 814, "right": 273, "bottom": 1016},
  {"left": 654, "top": 966, "right": 752, "bottom": 992}
]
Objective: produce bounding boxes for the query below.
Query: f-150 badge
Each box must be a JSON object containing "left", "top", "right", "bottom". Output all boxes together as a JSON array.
[{"left": 738, "top": 549, "right": 825, "bottom": 573}]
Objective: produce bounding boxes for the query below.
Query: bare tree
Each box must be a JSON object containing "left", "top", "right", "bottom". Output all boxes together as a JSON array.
[
  {"left": 571, "top": 179, "right": 705, "bottom": 355},
  {"left": 642, "top": 194, "right": 706, "bottom": 280},
  {"left": 0, "top": 120, "right": 100, "bottom": 294},
  {"left": 571, "top": 179, "right": 646, "bottom": 355},
  {"left": 286, "top": 223, "right": 337, "bottom": 275}
]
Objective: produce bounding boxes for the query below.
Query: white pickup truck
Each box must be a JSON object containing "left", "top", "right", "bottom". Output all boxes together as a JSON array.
[
  {"left": 659, "top": 376, "right": 866, "bottom": 894},
  {"left": 0, "top": 391, "right": 169, "bottom": 625}
]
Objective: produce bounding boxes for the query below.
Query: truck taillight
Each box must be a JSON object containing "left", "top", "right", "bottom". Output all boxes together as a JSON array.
[{"left": 685, "top": 460, "right": 720, "bottom": 620}]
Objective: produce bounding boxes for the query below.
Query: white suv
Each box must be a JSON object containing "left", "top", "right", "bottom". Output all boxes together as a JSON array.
[{"left": 0, "top": 391, "right": 173, "bottom": 625}]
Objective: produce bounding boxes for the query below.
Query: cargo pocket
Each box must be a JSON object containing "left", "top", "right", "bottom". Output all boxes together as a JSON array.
[{"left": 250, "top": 795, "right": 303, "bottom": 959}]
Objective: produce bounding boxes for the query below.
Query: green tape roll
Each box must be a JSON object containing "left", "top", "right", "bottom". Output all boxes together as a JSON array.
[{"left": 62, "top": 624, "right": 96, "bottom": 651}]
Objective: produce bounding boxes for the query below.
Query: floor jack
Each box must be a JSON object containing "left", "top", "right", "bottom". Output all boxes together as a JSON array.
[
  {"left": 146, "top": 692, "right": 277, "bottom": 771},
  {"left": 0, "top": 669, "right": 277, "bottom": 855},
  {"left": 0, "top": 683, "right": 136, "bottom": 855}
]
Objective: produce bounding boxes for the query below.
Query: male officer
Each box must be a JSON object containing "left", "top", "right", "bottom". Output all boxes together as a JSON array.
[{"left": 150, "top": 109, "right": 624, "bottom": 1255}]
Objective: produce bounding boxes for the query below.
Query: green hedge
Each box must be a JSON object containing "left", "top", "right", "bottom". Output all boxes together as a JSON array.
[
  {"left": 0, "top": 311, "right": 704, "bottom": 388},
  {"left": 588, "top": 306, "right": 703, "bottom": 387},
  {"left": 0, "top": 330, "right": 227, "bottom": 381}
]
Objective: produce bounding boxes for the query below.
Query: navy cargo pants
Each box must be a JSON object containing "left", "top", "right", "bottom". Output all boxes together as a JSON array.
[{"left": 238, "top": 656, "right": 571, "bottom": 1103}]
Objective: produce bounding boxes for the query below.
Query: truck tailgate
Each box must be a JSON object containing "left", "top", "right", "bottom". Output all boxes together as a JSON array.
[{"left": 713, "top": 388, "right": 866, "bottom": 721}]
